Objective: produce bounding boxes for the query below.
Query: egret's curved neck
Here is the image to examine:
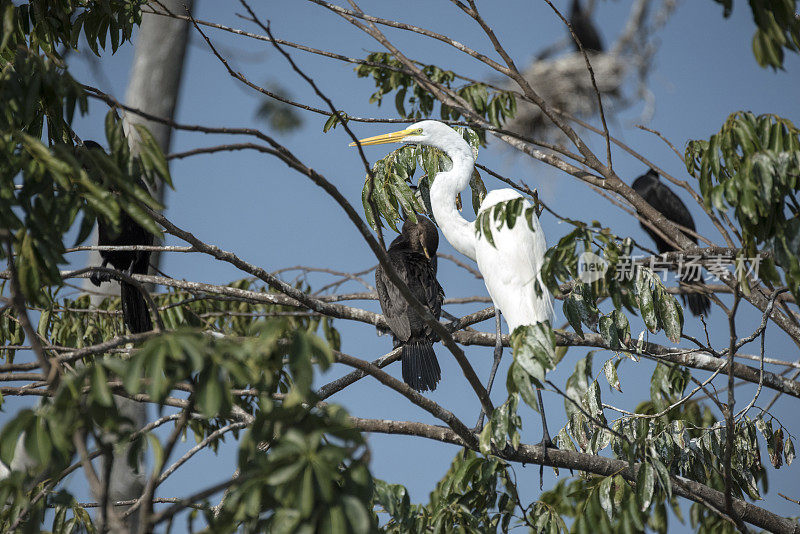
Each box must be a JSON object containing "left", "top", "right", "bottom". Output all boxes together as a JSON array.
[{"left": 429, "top": 141, "right": 477, "bottom": 261}]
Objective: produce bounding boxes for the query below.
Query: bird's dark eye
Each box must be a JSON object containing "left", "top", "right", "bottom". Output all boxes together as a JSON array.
[{"left": 411, "top": 128, "right": 423, "bottom": 135}]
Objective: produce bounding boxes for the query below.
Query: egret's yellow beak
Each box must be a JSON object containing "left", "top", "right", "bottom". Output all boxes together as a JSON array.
[{"left": 349, "top": 128, "right": 417, "bottom": 147}]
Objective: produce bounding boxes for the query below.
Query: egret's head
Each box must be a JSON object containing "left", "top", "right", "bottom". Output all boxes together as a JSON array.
[{"left": 350, "top": 120, "right": 469, "bottom": 156}]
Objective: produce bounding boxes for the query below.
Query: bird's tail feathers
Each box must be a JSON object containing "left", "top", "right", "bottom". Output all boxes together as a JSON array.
[
  {"left": 678, "top": 274, "right": 711, "bottom": 317},
  {"left": 401, "top": 341, "right": 441, "bottom": 393},
  {"left": 684, "top": 292, "right": 711, "bottom": 317},
  {"left": 121, "top": 281, "right": 153, "bottom": 334}
]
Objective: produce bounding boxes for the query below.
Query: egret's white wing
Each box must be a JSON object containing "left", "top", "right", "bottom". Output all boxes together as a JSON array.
[{"left": 475, "top": 192, "right": 554, "bottom": 332}]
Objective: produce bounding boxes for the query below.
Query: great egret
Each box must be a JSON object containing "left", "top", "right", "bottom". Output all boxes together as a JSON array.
[
  {"left": 353, "top": 120, "right": 555, "bottom": 443},
  {"left": 632, "top": 169, "right": 710, "bottom": 316},
  {"left": 83, "top": 140, "right": 154, "bottom": 333},
  {"left": 375, "top": 217, "right": 445, "bottom": 392},
  {"left": 569, "top": 0, "right": 604, "bottom": 53}
]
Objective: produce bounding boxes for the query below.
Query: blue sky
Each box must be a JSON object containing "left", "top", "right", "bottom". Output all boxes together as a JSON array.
[{"left": 4, "top": 0, "right": 800, "bottom": 530}]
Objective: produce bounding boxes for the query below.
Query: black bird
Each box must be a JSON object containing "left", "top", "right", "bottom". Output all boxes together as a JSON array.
[
  {"left": 375, "top": 217, "right": 444, "bottom": 392},
  {"left": 569, "top": 0, "right": 604, "bottom": 53},
  {"left": 83, "top": 140, "right": 155, "bottom": 333},
  {"left": 632, "top": 169, "right": 711, "bottom": 316}
]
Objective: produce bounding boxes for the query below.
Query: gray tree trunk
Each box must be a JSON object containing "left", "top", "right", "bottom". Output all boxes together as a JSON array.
[{"left": 83, "top": 2, "right": 194, "bottom": 530}]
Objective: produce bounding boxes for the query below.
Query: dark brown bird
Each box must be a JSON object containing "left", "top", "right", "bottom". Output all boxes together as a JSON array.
[
  {"left": 83, "top": 140, "right": 155, "bottom": 333},
  {"left": 569, "top": 0, "right": 604, "bottom": 53},
  {"left": 632, "top": 168, "right": 711, "bottom": 316},
  {"left": 375, "top": 217, "right": 444, "bottom": 392}
]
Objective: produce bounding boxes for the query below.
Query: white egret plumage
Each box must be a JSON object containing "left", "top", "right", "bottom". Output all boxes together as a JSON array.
[{"left": 353, "top": 120, "right": 555, "bottom": 442}]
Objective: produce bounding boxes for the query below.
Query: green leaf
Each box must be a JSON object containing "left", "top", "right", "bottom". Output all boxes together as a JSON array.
[
  {"left": 479, "top": 211, "right": 496, "bottom": 247},
  {"left": 637, "top": 463, "right": 655, "bottom": 512},
  {"left": 635, "top": 271, "right": 658, "bottom": 332},
  {"left": 602, "top": 359, "right": 621, "bottom": 392},
  {"left": 556, "top": 427, "right": 577, "bottom": 452},
  {"left": 25, "top": 417, "right": 52, "bottom": 465},
  {"left": 510, "top": 322, "right": 556, "bottom": 388},
  {"left": 197, "top": 368, "right": 225, "bottom": 417},
  {"left": 133, "top": 124, "right": 172, "bottom": 188},
  {"left": 508, "top": 361, "right": 538, "bottom": 410},
  {"left": 612, "top": 309, "right": 631, "bottom": 344},
  {"left": 342, "top": 495, "right": 372, "bottom": 534},
  {"left": 655, "top": 288, "right": 683, "bottom": 343},
  {"left": 784, "top": 437, "right": 795, "bottom": 466},
  {"left": 90, "top": 364, "right": 113, "bottom": 407},
  {"left": 586, "top": 380, "right": 604, "bottom": 420},
  {"left": 599, "top": 476, "right": 614, "bottom": 520},
  {"left": 769, "top": 427, "right": 785, "bottom": 468},
  {"left": 599, "top": 315, "right": 620, "bottom": 349},
  {"left": 470, "top": 169, "right": 487, "bottom": 215},
  {"left": 650, "top": 457, "right": 672, "bottom": 500},
  {"left": 563, "top": 294, "right": 584, "bottom": 337},
  {"left": 37, "top": 308, "right": 51, "bottom": 339}
]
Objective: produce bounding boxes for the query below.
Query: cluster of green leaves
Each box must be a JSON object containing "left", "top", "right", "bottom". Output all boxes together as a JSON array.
[
  {"left": 508, "top": 322, "right": 558, "bottom": 408},
  {"left": 354, "top": 52, "right": 517, "bottom": 143},
  {"left": 544, "top": 350, "right": 786, "bottom": 533},
  {"left": 686, "top": 111, "right": 800, "bottom": 301},
  {"left": 0, "top": 276, "right": 342, "bottom": 371},
  {"left": 756, "top": 416, "right": 795, "bottom": 469},
  {"left": 375, "top": 449, "right": 574, "bottom": 533},
  {"left": 360, "top": 127, "right": 485, "bottom": 232},
  {"left": 441, "top": 83, "right": 517, "bottom": 143},
  {"left": 473, "top": 196, "right": 541, "bottom": 248},
  {"left": 539, "top": 476, "right": 682, "bottom": 534},
  {"left": 375, "top": 450, "right": 529, "bottom": 533},
  {"left": 1, "top": 0, "right": 143, "bottom": 58},
  {"left": 481, "top": 322, "right": 560, "bottom": 457},
  {"left": 542, "top": 222, "right": 684, "bottom": 343},
  {"left": 161, "top": 327, "right": 374, "bottom": 533},
  {"left": 713, "top": 0, "right": 800, "bottom": 68},
  {"left": 0, "top": 288, "right": 24, "bottom": 362},
  {"left": 542, "top": 224, "right": 636, "bottom": 309},
  {"left": 0, "top": 347, "right": 135, "bottom": 529},
  {"left": 356, "top": 53, "right": 455, "bottom": 119},
  {"left": 559, "top": 353, "right": 613, "bottom": 457},
  {"left": 479, "top": 394, "right": 523, "bottom": 455},
  {"left": 1, "top": 110, "right": 170, "bottom": 301},
  {"left": 1, "top": 270, "right": 368, "bottom": 532},
  {"left": 0, "top": 0, "right": 141, "bottom": 150},
  {"left": 0, "top": 1, "right": 164, "bottom": 300},
  {"left": 1, "top": 314, "right": 371, "bottom": 533}
]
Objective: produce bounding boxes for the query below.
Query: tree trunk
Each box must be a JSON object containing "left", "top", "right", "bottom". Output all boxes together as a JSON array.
[{"left": 83, "top": 1, "right": 194, "bottom": 530}]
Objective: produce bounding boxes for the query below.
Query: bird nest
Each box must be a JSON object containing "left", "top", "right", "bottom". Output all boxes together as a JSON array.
[{"left": 505, "top": 52, "right": 629, "bottom": 143}]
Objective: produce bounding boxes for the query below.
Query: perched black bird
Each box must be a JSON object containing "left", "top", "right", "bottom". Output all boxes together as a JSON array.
[
  {"left": 632, "top": 169, "right": 711, "bottom": 316},
  {"left": 83, "top": 140, "right": 155, "bottom": 333},
  {"left": 375, "top": 217, "right": 445, "bottom": 392},
  {"left": 569, "top": 0, "right": 604, "bottom": 53}
]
